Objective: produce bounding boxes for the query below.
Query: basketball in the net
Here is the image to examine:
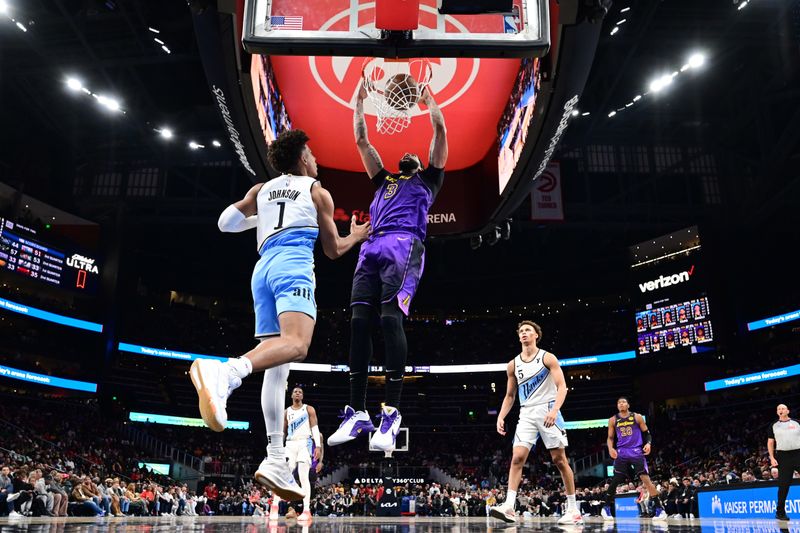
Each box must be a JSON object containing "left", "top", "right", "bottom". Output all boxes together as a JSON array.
[{"left": 384, "top": 73, "right": 420, "bottom": 110}]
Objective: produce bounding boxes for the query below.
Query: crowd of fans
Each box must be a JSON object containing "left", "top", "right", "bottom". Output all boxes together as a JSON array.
[{"left": 0, "top": 386, "right": 794, "bottom": 519}]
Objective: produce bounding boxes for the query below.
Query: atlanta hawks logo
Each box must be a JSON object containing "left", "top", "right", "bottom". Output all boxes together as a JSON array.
[{"left": 308, "top": 3, "right": 480, "bottom": 116}]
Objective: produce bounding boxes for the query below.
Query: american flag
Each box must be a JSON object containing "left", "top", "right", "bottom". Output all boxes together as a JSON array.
[{"left": 270, "top": 15, "right": 303, "bottom": 31}]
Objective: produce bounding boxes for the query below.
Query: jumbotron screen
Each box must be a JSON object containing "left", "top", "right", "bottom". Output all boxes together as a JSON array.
[
  {"left": 497, "top": 57, "right": 542, "bottom": 193},
  {"left": 636, "top": 297, "right": 714, "bottom": 353},
  {"left": 0, "top": 218, "right": 100, "bottom": 293},
  {"left": 631, "top": 238, "right": 714, "bottom": 355}
]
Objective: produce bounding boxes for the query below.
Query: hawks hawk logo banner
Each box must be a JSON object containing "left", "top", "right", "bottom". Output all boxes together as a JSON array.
[{"left": 531, "top": 162, "right": 564, "bottom": 221}]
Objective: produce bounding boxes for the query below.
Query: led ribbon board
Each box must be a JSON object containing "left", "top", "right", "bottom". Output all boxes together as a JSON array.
[
  {"left": 0, "top": 297, "right": 103, "bottom": 332},
  {"left": 0, "top": 363, "right": 97, "bottom": 392},
  {"left": 704, "top": 364, "right": 800, "bottom": 391},
  {"left": 747, "top": 309, "right": 800, "bottom": 331},
  {"left": 117, "top": 342, "right": 229, "bottom": 362},
  {"left": 121, "top": 344, "right": 634, "bottom": 372},
  {"left": 129, "top": 412, "right": 249, "bottom": 430}
]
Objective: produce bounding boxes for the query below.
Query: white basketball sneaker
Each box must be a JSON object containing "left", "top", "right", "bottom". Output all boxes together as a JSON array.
[
  {"left": 557, "top": 508, "right": 584, "bottom": 525},
  {"left": 489, "top": 504, "right": 516, "bottom": 523},
  {"left": 370, "top": 406, "right": 402, "bottom": 452},
  {"left": 189, "top": 358, "right": 241, "bottom": 432},
  {"left": 327, "top": 405, "right": 375, "bottom": 446},
  {"left": 254, "top": 458, "right": 305, "bottom": 501}
]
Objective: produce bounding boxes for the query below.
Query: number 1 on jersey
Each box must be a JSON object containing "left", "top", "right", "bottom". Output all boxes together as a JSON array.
[{"left": 274, "top": 201, "right": 286, "bottom": 230}]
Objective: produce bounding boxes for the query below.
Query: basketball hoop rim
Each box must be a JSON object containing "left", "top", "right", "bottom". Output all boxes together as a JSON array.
[{"left": 360, "top": 57, "right": 433, "bottom": 86}]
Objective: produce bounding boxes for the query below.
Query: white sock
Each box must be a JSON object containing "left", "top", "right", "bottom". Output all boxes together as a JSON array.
[
  {"left": 505, "top": 490, "right": 517, "bottom": 507},
  {"left": 567, "top": 494, "right": 577, "bottom": 510},
  {"left": 262, "top": 364, "right": 290, "bottom": 461},
  {"left": 227, "top": 356, "right": 252, "bottom": 380}
]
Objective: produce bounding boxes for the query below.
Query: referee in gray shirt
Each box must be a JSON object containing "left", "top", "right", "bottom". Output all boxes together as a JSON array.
[{"left": 767, "top": 403, "right": 800, "bottom": 521}]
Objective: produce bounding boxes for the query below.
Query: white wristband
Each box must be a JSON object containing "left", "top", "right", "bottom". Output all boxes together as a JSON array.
[
  {"left": 218, "top": 205, "right": 257, "bottom": 232},
  {"left": 311, "top": 426, "right": 321, "bottom": 448}
]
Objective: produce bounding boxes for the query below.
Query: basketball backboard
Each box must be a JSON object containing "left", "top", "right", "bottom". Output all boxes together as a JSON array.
[{"left": 243, "top": 0, "right": 550, "bottom": 58}]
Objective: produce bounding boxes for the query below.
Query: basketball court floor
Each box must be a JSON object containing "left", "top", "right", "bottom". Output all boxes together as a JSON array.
[{"left": 0, "top": 516, "right": 794, "bottom": 532}]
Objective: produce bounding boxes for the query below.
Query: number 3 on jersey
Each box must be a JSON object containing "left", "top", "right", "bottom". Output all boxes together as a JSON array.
[{"left": 274, "top": 201, "right": 286, "bottom": 230}]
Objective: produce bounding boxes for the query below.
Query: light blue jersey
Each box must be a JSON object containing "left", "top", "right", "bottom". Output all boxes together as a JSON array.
[{"left": 251, "top": 173, "right": 319, "bottom": 338}]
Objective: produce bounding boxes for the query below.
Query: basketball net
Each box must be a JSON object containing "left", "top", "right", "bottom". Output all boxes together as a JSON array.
[{"left": 362, "top": 58, "right": 433, "bottom": 135}]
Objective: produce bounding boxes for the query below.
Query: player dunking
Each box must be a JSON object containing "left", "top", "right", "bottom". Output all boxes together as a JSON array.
[
  {"left": 189, "top": 130, "right": 369, "bottom": 500},
  {"left": 268, "top": 386, "right": 321, "bottom": 522},
  {"left": 602, "top": 397, "right": 667, "bottom": 521},
  {"left": 328, "top": 83, "right": 447, "bottom": 451},
  {"left": 490, "top": 321, "right": 583, "bottom": 525}
]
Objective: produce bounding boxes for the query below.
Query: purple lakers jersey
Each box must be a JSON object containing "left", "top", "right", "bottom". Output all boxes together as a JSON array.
[
  {"left": 615, "top": 413, "right": 644, "bottom": 459},
  {"left": 369, "top": 166, "right": 444, "bottom": 240}
]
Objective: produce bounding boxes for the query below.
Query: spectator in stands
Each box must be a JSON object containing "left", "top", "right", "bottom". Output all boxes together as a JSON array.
[
  {"left": 10, "top": 468, "right": 33, "bottom": 517},
  {"left": 204, "top": 482, "right": 218, "bottom": 514},
  {"left": 1, "top": 466, "right": 14, "bottom": 516},
  {"left": 125, "top": 483, "right": 146, "bottom": 515},
  {"left": 100, "top": 478, "right": 122, "bottom": 517},
  {"left": 48, "top": 471, "right": 68, "bottom": 517},
  {"left": 71, "top": 478, "right": 105, "bottom": 517},
  {"left": 159, "top": 485, "right": 175, "bottom": 515},
  {"left": 676, "top": 477, "right": 695, "bottom": 518}
]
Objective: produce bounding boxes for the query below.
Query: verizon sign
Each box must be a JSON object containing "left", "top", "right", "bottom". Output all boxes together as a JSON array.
[{"left": 638, "top": 265, "right": 695, "bottom": 293}]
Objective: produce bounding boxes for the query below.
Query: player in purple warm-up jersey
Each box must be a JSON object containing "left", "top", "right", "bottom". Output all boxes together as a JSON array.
[
  {"left": 328, "top": 82, "right": 447, "bottom": 453},
  {"left": 602, "top": 397, "right": 667, "bottom": 521}
]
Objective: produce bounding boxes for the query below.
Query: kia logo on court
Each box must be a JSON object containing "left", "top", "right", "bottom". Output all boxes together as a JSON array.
[{"left": 309, "top": 4, "right": 479, "bottom": 115}]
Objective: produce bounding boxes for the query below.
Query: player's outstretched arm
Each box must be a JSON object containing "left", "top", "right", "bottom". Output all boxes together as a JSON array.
[
  {"left": 312, "top": 183, "right": 371, "bottom": 259},
  {"left": 420, "top": 87, "right": 448, "bottom": 169},
  {"left": 218, "top": 183, "right": 262, "bottom": 232},
  {"left": 542, "top": 352, "right": 567, "bottom": 428},
  {"left": 496, "top": 360, "right": 518, "bottom": 436},
  {"left": 354, "top": 82, "right": 384, "bottom": 179}
]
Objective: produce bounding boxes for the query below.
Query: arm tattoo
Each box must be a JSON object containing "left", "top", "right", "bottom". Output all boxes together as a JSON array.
[
  {"left": 365, "top": 145, "right": 383, "bottom": 169},
  {"left": 428, "top": 104, "right": 446, "bottom": 162},
  {"left": 354, "top": 100, "right": 368, "bottom": 142}
]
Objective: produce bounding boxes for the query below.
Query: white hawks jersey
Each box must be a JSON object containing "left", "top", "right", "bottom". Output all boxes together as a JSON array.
[
  {"left": 514, "top": 349, "right": 557, "bottom": 407},
  {"left": 286, "top": 404, "right": 312, "bottom": 442},
  {"left": 256, "top": 174, "right": 318, "bottom": 251}
]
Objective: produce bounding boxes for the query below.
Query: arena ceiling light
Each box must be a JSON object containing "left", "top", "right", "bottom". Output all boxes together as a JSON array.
[
  {"left": 212, "top": 140, "right": 221, "bottom": 147},
  {"left": 687, "top": 52, "right": 706, "bottom": 69},
  {"left": 606, "top": 49, "right": 710, "bottom": 118},
  {"left": 156, "top": 127, "right": 173, "bottom": 140},
  {"left": 648, "top": 75, "right": 669, "bottom": 93},
  {"left": 0, "top": 1, "right": 8, "bottom": 15},
  {"left": 66, "top": 77, "right": 83, "bottom": 92},
  {"left": 188, "top": 141, "right": 204, "bottom": 150},
  {"left": 96, "top": 94, "right": 122, "bottom": 112}
]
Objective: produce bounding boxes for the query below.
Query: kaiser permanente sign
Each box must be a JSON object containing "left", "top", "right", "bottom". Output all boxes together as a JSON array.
[{"left": 704, "top": 364, "right": 800, "bottom": 392}]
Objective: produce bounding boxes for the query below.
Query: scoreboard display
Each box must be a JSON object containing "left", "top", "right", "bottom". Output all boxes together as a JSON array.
[{"left": 0, "top": 218, "right": 100, "bottom": 293}]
